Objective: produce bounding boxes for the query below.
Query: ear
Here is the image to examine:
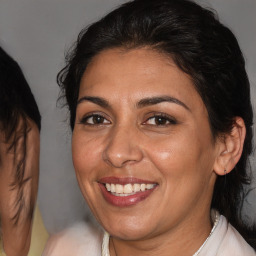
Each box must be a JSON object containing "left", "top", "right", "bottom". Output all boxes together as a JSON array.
[{"left": 213, "top": 117, "right": 246, "bottom": 176}]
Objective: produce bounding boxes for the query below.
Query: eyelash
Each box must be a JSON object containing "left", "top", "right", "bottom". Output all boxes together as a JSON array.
[
  {"left": 143, "top": 113, "right": 177, "bottom": 126},
  {"left": 79, "top": 113, "right": 177, "bottom": 127},
  {"left": 79, "top": 113, "right": 111, "bottom": 125}
]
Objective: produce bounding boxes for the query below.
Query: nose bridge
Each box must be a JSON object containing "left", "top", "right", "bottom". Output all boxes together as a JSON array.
[{"left": 103, "top": 123, "right": 143, "bottom": 168}]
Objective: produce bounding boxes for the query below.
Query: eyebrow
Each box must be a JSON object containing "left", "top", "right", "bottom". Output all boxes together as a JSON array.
[
  {"left": 77, "top": 96, "right": 110, "bottom": 108},
  {"left": 137, "top": 96, "right": 190, "bottom": 111},
  {"left": 77, "top": 95, "right": 190, "bottom": 111}
]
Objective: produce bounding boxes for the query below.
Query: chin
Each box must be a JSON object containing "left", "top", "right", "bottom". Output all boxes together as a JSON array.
[
  {"left": 108, "top": 226, "right": 152, "bottom": 241},
  {"left": 100, "top": 214, "right": 157, "bottom": 240}
]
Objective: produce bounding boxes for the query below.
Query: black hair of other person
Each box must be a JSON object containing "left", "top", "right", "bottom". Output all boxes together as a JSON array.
[{"left": 0, "top": 46, "right": 41, "bottom": 224}]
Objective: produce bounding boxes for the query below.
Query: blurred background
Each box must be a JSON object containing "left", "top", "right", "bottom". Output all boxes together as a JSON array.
[{"left": 0, "top": 0, "right": 255, "bottom": 234}]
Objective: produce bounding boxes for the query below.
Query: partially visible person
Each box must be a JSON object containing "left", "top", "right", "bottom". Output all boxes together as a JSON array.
[{"left": 0, "top": 47, "right": 48, "bottom": 256}]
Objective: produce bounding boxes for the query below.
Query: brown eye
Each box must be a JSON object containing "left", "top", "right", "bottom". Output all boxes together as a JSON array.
[
  {"left": 92, "top": 115, "right": 105, "bottom": 124},
  {"left": 144, "top": 115, "right": 177, "bottom": 126},
  {"left": 80, "top": 114, "right": 110, "bottom": 125},
  {"left": 154, "top": 117, "right": 168, "bottom": 125}
]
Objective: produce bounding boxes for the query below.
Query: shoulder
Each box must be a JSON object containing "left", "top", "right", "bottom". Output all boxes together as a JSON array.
[
  {"left": 202, "top": 213, "right": 255, "bottom": 256},
  {"left": 217, "top": 216, "right": 256, "bottom": 256},
  {"left": 43, "top": 221, "right": 103, "bottom": 256}
]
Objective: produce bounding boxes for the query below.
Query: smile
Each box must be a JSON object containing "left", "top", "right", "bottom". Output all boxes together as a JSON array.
[
  {"left": 98, "top": 177, "right": 158, "bottom": 207},
  {"left": 105, "top": 183, "right": 156, "bottom": 196}
]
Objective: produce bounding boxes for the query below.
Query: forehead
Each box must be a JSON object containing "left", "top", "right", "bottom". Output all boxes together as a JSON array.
[
  {"left": 82, "top": 47, "right": 181, "bottom": 85},
  {"left": 79, "top": 47, "right": 203, "bottom": 109}
]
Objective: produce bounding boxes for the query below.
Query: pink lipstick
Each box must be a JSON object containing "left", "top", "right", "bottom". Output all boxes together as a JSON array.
[{"left": 98, "top": 177, "right": 158, "bottom": 207}]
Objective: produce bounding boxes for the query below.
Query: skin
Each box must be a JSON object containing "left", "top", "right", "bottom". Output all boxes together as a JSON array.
[
  {"left": 0, "top": 117, "right": 39, "bottom": 256},
  {"left": 72, "top": 47, "right": 245, "bottom": 256}
]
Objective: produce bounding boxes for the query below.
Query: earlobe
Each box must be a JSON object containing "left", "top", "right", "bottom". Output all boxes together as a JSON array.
[{"left": 213, "top": 117, "right": 246, "bottom": 176}]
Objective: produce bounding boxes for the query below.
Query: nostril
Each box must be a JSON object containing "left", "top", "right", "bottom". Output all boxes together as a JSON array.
[
  {"left": 102, "top": 143, "right": 143, "bottom": 168},
  {"left": 102, "top": 126, "right": 144, "bottom": 168}
]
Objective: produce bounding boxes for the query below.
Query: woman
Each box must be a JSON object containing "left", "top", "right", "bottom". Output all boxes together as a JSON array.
[
  {"left": 0, "top": 47, "right": 48, "bottom": 256},
  {"left": 44, "top": 0, "right": 256, "bottom": 255}
]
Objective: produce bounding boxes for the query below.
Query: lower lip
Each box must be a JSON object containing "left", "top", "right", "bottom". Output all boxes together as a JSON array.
[{"left": 98, "top": 183, "right": 157, "bottom": 207}]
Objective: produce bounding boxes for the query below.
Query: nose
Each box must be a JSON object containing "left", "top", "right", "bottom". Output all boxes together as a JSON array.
[{"left": 102, "top": 125, "right": 143, "bottom": 168}]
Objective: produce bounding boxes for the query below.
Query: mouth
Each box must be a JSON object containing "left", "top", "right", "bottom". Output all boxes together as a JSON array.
[
  {"left": 98, "top": 177, "right": 158, "bottom": 207},
  {"left": 105, "top": 183, "right": 156, "bottom": 196}
]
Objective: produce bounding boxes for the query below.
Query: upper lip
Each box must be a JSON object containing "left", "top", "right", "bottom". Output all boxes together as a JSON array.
[{"left": 98, "top": 176, "right": 157, "bottom": 185}]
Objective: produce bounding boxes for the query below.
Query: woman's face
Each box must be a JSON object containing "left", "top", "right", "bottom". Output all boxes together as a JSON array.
[{"left": 72, "top": 48, "right": 220, "bottom": 240}]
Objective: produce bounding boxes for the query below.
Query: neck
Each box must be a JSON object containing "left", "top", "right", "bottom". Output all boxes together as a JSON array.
[{"left": 109, "top": 209, "right": 213, "bottom": 256}]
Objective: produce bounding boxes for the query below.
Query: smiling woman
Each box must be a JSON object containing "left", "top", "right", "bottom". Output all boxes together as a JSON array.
[
  {"left": 44, "top": 0, "right": 256, "bottom": 255},
  {"left": 73, "top": 48, "right": 218, "bottom": 242}
]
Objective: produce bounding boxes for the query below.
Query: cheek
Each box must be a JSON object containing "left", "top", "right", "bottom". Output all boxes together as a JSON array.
[
  {"left": 146, "top": 128, "right": 213, "bottom": 180},
  {"left": 72, "top": 132, "right": 102, "bottom": 179}
]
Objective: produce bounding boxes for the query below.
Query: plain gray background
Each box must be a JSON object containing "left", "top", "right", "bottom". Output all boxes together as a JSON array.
[{"left": 0, "top": 0, "right": 255, "bottom": 234}]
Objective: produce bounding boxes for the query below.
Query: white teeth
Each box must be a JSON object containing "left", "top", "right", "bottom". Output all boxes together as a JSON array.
[
  {"left": 116, "top": 184, "right": 124, "bottom": 194},
  {"left": 124, "top": 184, "right": 133, "bottom": 193},
  {"left": 106, "top": 183, "right": 111, "bottom": 191},
  {"left": 146, "top": 184, "right": 154, "bottom": 189},
  {"left": 133, "top": 184, "right": 140, "bottom": 192},
  {"left": 105, "top": 183, "right": 156, "bottom": 195},
  {"left": 111, "top": 184, "right": 116, "bottom": 193}
]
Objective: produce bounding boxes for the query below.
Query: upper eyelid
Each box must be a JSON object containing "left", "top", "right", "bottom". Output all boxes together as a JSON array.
[
  {"left": 79, "top": 111, "right": 108, "bottom": 118},
  {"left": 144, "top": 112, "right": 176, "bottom": 120},
  {"left": 78, "top": 112, "right": 111, "bottom": 123},
  {"left": 147, "top": 116, "right": 173, "bottom": 121},
  {"left": 141, "top": 114, "right": 177, "bottom": 127},
  {"left": 145, "top": 117, "right": 176, "bottom": 124}
]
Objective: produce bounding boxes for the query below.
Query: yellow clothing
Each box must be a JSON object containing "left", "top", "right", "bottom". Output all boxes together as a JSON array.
[
  {"left": 28, "top": 205, "right": 49, "bottom": 256},
  {"left": 0, "top": 205, "right": 48, "bottom": 256},
  {"left": 0, "top": 239, "right": 4, "bottom": 256},
  {"left": 0, "top": 224, "right": 6, "bottom": 256}
]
